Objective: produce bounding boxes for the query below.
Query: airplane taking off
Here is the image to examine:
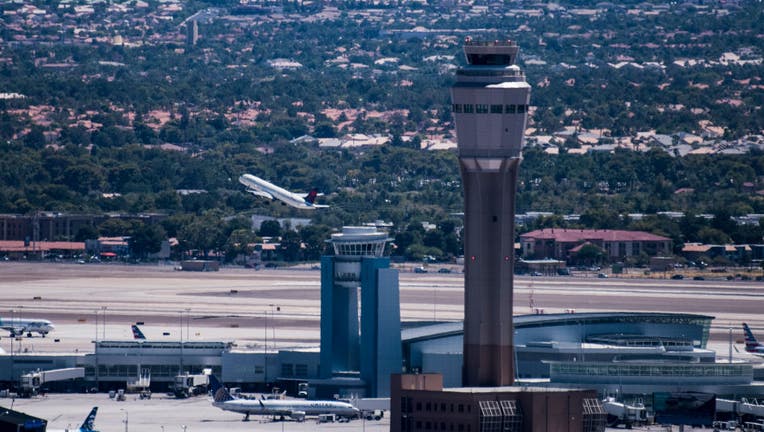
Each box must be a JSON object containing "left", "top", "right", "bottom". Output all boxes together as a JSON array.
[
  {"left": 238, "top": 174, "right": 329, "bottom": 210},
  {"left": 48, "top": 407, "right": 98, "bottom": 432},
  {"left": 132, "top": 324, "right": 147, "bottom": 340},
  {"left": 743, "top": 323, "right": 764, "bottom": 357},
  {"left": 209, "top": 375, "right": 358, "bottom": 422},
  {"left": 0, "top": 317, "right": 55, "bottom": 337}
]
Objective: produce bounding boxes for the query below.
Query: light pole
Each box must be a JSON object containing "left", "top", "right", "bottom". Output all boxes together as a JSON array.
[
  {"left": 120, "top": 408, "right": 128, "bottom": 432},
  {"left": 268, "top": 304, "right": 280, "bottom": 350},
  {"left": 185, "top": 308, "right": 191, "bottom": 341},
  {"left": 101, "top": 306, "right": 107, "bottom": 340},
  {"left": 264, "top": 309, "right": 268, "bottom": 387},
  {"left": 179, "top": 310, "right": 184, "bottom": 374},
  {"left": 9, "top": 309, "right": 14, "bottom": 357}
]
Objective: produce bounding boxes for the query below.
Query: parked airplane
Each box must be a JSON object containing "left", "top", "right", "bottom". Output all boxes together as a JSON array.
[
  {"left": 743, "top": 323, "right": 764, "bottom": 356},
  {"left": 209, "top": 375, "right": 358, "bottom": 422},
  {"left": 132, "top": 324, "right": 147, "bottom": 340},
  {"left": 0, "top": 317, "right": 55, "bottom": 337},
  {"left": 48, "top": 406, "right": 98, "bottom": 432},
  {"left": 238, "top": 174, "right": 329, "bottom": 210}
]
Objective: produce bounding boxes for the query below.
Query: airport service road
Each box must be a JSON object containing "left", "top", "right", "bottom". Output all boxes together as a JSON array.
[
  {"left": 1, "top": 393, "right": 671, "bottom": 432},
  {"left": 0, "top": 262, "right": 762, "bottom": 355},
  {"left": 6, "top": 393, "right": 389, "bottom": 432}
]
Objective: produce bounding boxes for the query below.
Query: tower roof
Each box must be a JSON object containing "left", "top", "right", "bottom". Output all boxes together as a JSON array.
[{"left": 463, "top": 38, "right": 519, "bottom": 66}]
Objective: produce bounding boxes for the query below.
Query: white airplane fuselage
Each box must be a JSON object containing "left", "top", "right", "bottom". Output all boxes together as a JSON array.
[
  {"left": 238, "top": 174, "right": 327, "bottom": 210},
  {"left": 213, "top": 398, "right": 358, "bottom": 419},
  {"left": 0, "top": 318, "right": 55, "bottom": 337}
]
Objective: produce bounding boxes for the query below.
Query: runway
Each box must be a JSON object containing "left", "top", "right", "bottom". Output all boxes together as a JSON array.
[{"left": 0, "top": 262, "right": 762, "bottom": 355}]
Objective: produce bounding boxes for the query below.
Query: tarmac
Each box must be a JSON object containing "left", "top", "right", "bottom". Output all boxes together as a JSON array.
[
  {"left": 5, "top": 393, "right": 389, "bottom": 432},
  {"left": 0, "top": 262, "right": 762, "bottom": 431}
]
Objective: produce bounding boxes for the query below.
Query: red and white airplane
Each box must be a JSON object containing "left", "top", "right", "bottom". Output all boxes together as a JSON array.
[{"left": 239, "top": 174, "right": 328, "bottom": 210}]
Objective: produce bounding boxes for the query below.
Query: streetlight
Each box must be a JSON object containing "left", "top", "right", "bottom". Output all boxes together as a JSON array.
[
  {"left": 185, "top": 308, "right": 191, "bottom": 341},
  {"left": 101, "top": 306, "right": 107, "bottom": 340},
  {"left": 268, "top": 304, "right": 280, "bottom": 350},
  {"left": 120, "top": 409, "right": 128, "bottom": 432}
]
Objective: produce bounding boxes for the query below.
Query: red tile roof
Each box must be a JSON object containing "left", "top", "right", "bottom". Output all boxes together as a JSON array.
[
  {"left": 520, "top": 229, "right": 670, "bottom": 242},
  {"left": 0, "top": 241, "right": 85, "bottom": 252}
]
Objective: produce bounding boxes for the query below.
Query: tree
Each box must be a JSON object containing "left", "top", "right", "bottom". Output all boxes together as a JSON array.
[
  {"left": 280, "top": 230, "right": 302, "bottom": 261},
  {"left": 178, "top": 215, "right": 225, "bottom": 258},
  {"left": 224, "top": 228, "right": 257, "bottom": 262},
  {"left": 258, "top": 220, "right": 282, "bottom": 237},
  {"left": 129, "top": 223, "right": 167, "bottom": 259},
  {"left": 572, "top": 243, "right": 606, "bottom": 266},
  {"left": 74, "top": 225, "right": 99, "bottom": 242}
]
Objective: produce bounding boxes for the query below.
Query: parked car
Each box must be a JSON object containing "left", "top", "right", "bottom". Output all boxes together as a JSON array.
[
  {"left": 671, "top": 274, "right": 684, "bottom": 280},
  {"left": 597, "top": 273, "right": 608, "bottom": 278},
  {"left": 692, "top": 276, "right": 705, "bottom": 281},
  {"left": 414, "top": 267, "right": 428, "bottom": 274},
  {"left": 437, "top": 268, "right": 451, "bottom": 274}
]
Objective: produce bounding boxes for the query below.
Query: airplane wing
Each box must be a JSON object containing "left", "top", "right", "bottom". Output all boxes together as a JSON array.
[
  {"left": 247, "top": 190, "right": 274, "bottom": 200},
  {"left": 1, "top": 325, "right": 27, "bottom": 336}
]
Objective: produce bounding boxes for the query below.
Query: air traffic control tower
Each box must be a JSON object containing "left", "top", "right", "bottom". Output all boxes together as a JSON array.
[
  {"left": 451, "top": 39, "right": 531, "bottom": 387},
  {"left": 319, "top": 226, "right": 401, "bottom": 397}
]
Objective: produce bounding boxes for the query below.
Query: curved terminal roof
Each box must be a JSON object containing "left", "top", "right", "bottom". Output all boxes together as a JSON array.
[{"left": 402, "top": 312, "right": 714, "bottom": 344}]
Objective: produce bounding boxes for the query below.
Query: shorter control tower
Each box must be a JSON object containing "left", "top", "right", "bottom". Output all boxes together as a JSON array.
[{"left": 319, "top": 226, "right": 401, "bottom": 397}]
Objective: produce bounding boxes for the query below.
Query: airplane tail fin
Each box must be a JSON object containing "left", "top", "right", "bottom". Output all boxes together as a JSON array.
[
  {"left": 80, "top": 407, "right": 98, "bottom": 431},
  {"left": 743, "top": 323, "right": 762, "bottom": 351},
  {"left": 132, "top": 325, "right": 146, "bottom": 340},
  {"left": 304, "top": 189, "right": 319, "bottom": 204},
  {"left": 209, "top": 374, "right": 235, "bottom": 402}
]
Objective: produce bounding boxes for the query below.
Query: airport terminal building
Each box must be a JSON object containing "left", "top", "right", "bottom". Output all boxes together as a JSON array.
[{"left": 1, "top": 311, "right": 763, "bottom": 400}]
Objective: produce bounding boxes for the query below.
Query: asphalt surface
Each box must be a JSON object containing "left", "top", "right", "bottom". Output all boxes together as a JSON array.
[{"left": 0, "top": 262, "right": 761, "bottom": 431}]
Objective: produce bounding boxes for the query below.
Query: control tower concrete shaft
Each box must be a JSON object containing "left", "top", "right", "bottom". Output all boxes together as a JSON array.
[{"left": 451, "top": 40, "right": 531, "bottom": 387}]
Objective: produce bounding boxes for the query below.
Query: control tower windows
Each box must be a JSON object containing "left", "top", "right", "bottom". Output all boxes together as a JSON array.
[
  {"left": 466, "top": 53, "right": 513, "bottom": 66},
  {"left": 490, "top": 105, "right": 503, "bottom": 114},
  {"left": 475, "top": 104, "right": 489, "bottom": 114}
]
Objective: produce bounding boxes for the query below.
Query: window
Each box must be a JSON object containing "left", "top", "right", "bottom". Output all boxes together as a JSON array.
[
  {"left": 505, "top": 104, "right": 516, "bottom": 114},
  {"left": 417, "top": 402, "right": 422, "bottom": 411},
  {"left": 452, "top": 104, "right": 463, "bottom": 113},
  {"left": 490, "top": 104, "right": 503, "bottom": 113},
  {"left": 458, "top": 404, "right": 464, "bottom": 413},
  {"left": 254, "top": 365, "right": 264, "bottom": 374},
  {"left": 281, "top": 363, "right": 293, "bottom": 377},
  {"left": 295, "top": 364, "right": 308, "bottom": 377},
  {"left": 463, "top": 104, "right": 474, "bottom": 113},
  {"left": 426, "top": 402, "right": 431, "bottom": 411},
  {"left": 475, "top": 104, "right": 489, "bottom": 113},
  {"left": 517, "top": 105, "right": 526, "bottom": 114}
]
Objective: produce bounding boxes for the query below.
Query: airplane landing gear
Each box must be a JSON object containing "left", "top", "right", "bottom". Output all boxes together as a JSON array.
[{"left": 243, "top": 413, "right": 250, "bottom": 422}]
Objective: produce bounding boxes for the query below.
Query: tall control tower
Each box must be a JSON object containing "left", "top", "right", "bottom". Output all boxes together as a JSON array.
[{"left": 451, "top": 39, "right": 531, "bottom": 387}]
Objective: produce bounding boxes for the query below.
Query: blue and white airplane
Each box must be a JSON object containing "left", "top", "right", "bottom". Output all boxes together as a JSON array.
[
  {"left": 238, "top": 174, "right": 328, "bottom": 210},
  {"left": 0, "top": 317, "right": 55, "bottom": 337},
  {"left": 209, "top": 375, "right": 358, "bottom": 422},
  {"left": 48, "top": 407, "right": 98, "bottom": 432},
  {"left": 743, "top": 323, "right": 764, "bottom": 357}
]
